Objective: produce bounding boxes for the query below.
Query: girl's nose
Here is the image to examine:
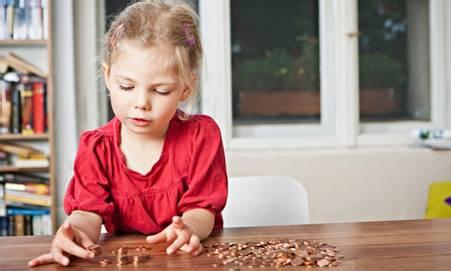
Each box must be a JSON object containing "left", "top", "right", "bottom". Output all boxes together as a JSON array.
[{"left": 134, "top": 90, "right": 151, "bottom": 111}]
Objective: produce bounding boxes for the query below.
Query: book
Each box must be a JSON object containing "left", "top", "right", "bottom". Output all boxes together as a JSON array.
[
  {"left": 0, "top": 199, "right": 5, "bottom": 216},
  {"left": 0, "top": 80, "right": 14, "bottom": 134},
  {"left": 5, "top": 182, "right": 49, "bottom": 195},
  {"left": 29, "top": 0, "right": 43, "bottom": 39},
  {"left": 7, "top": 214, "right": 14, "bottom": 235},
  {"left": 11, "top": 83, "right": 21, "bottom": 133},
  {"left": 0, "top": 142, "right": 46, "bottom": 159},
  {"left": 32, "top": 214, "right": 41, "bottom": 235},
  {"left": 41, "top": 0, "right": 48, "bottom": 39},
  {"left": 24, "top": 215, "right": 32, "bottom": 235},
  {"left": 41, "top": 213, "right": 51, "bottom": 234},
  {"left": 32, "top": 82, "right": 45, "bottom": 133},
  {"left": 6, "top": 0, "right": 14, "bottom": 39},
  {"left": 0, "top": 0, "right": 6, "bottom": 40},
  {"left": 6, "top": 206, "right": 50, "bottom": 216},
  {"left": 0, "top": 58, "right": 8, "bottom": 73},
  {"left": 4, "top": 53, "right": 47, "bottom": 78},
  {"left": 0, "top": 173, "right": 49, "bottom": 185},
  {"left": 5, "top": 189, "right": 51, "bottom": 207},
  {"left": 12, "top": 0, "right": 26, "bottom": 40},
  {"left": 14, "top": 214, "right": 24, "bottom": 235},
  {"left": 4, "top": 201, "right": 47, "bottom": 210},
  {"left": 0, "top": 177, "right": 4, "bottom": 217},
  {"left": 20, "top": 82, "right": 33, "bottom": 135},
  {"left": 0, "top": 216, "right": 7, "bottom": 236},
  {"left": 14, "top": 157, "right": 49, "bottom": 168},
  {"left": 0, "top": 151, "right": 11, "bottom": 166}
]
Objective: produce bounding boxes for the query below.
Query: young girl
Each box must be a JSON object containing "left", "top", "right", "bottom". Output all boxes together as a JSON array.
[{"left": 29, "top": 0, "right": 228, "bottom": 267}]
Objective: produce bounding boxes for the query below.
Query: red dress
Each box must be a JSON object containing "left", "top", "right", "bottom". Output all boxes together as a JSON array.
[{"left": 64, "top": 114, "right": 228, "bottom": 234}]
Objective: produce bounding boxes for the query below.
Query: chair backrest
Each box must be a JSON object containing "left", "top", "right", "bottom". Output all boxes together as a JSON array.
[{"left": 222, "top": 175, "right": 309, "bottom": 228}]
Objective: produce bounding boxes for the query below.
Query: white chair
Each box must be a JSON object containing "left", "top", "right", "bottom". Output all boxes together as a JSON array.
[{"left": 222, "top": 176, "right": 309, "bottom": 228}]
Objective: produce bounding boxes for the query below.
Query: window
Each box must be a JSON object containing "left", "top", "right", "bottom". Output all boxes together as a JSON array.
[
  {"left": 197, "top": 1, "right": 448, "bottom": 149},
  {"left": 231, "top": 0, "right": 320, "bottom": 126},
  {"left": 359, "top": 0, "right": 430, "bottom": 123}
]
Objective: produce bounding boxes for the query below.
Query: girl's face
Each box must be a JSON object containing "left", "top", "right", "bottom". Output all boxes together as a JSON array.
[{"left": 104, "top": 40, "right": 191, "bottom": 138}]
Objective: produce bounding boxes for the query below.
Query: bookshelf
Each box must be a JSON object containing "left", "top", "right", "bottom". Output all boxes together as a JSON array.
[{"left": 0, "top": 0, "right": 55, "bottom": 236}]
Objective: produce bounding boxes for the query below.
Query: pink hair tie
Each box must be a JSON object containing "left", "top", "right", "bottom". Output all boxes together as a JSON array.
[
  {"left": 110, "top": 23, "right": 124, "bottom": 49},
  {"left": 182, "top": 23, "right": 195, "bottom": 48}
]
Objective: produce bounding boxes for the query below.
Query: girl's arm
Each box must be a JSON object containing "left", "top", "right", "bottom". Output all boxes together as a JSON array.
[{"left": 181, "top": 208, "right": 215, "bottom": 240}]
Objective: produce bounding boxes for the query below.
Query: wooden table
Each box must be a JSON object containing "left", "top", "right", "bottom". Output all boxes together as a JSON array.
[{"left": 0, "top": 219, "right": 450, "bottom": 270}]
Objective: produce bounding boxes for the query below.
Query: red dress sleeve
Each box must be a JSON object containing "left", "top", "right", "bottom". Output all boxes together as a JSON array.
[
  {"left": 177, "top": 116, "right": 228, "bottom": 227},
  {"left": 64, "top": 131, "right": 116, "bottom": 232}
]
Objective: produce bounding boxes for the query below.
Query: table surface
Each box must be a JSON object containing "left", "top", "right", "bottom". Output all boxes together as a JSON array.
[{"left": 0, "top": 218, "right": 450, "bottom": 270}]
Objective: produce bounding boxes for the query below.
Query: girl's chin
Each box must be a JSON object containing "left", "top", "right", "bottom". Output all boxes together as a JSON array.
[{"left": 123, "top": 123, "right": 153, "bottom": 134}]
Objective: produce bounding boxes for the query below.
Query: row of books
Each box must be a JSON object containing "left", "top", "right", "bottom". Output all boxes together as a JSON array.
[
  {"left": 0, "top": 173, "right": 50, "bottom": 206},
  {"left": 0, "top": 53, "right": 47, "bottom": 135},
  {"left": 0, "top": 207, "right": 51, "bottom": 236},
  {"left": 0, "top": 142, "right": 49, "bottom": 168},
  {"left": 0, "top": 0, "right": 49, "bottom": 40},
  {"left": 0, "top": 173, "right": 51, "bottom": 235}
]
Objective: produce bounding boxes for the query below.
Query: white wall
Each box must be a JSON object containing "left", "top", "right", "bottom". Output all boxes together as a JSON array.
[
  {"left": 226, "top": 147, "right": 451, "bottom": 224},
  {"left": 53, "top": 0, "right": 78, "bottom": 225}
]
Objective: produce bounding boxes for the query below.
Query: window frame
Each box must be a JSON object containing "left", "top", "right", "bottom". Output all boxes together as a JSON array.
[{"left": 199, "top": 0, "right": 449, "bottom": 150}]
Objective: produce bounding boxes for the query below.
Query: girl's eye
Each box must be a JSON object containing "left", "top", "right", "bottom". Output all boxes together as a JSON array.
[
  {"left": 119, "top": 85, "right": 134, "bottom": 91},
  {"left": 154, "top": 89, "right": 171, "bottom": 95}
]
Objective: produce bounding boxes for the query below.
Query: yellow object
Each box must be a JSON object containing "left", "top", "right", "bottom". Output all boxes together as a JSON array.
[{"left": 425, "top": 181, "right": 451, "bottom": 218}]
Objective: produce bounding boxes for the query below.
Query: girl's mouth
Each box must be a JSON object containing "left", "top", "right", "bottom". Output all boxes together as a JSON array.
[{"left": 130, "top": 118, "right": 151, "bottom": 126}]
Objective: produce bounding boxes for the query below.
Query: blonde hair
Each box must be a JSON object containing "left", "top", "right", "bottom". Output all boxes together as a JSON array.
[{"left": 103, "top": 0, "right": 202, "bottom": 119}]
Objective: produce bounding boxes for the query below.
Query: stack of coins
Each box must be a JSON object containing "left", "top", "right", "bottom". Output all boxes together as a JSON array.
[
  {"left": 116, "top": 246, "right": 130, "bottom": 266},
  {"left": 204, "top": 239, "right": 344, "bottom": 268}
]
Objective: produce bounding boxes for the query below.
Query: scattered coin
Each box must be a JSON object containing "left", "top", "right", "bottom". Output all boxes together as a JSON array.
[
  {"left": 99, "top": 258, "right": 111, "bottom": 266},
  {"left": 87, "top": 244, "right": 102, "bottom": 256},
  {"left": 133, "top": 255, "right": 150, "bottom": 263},
  {"left": 91, "top": 245, "right": 153, "bottom": 266}
]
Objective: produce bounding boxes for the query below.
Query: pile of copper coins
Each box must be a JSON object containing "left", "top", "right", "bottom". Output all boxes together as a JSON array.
[
  {"left": 204, "top": 239, "right": 344, "bottom": 268},
  {"left": 93, "top": 245, "right": 151, "bottom": 267}
]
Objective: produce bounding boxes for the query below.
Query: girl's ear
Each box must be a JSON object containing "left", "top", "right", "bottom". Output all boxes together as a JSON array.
[
  {"left": 102, "top": 62, "right": 111, "bottom": 91},
  {"left": 180, "top": 74, "right": 197, "bottom": 101},
  {"left": 180, "top": 73, "right": 197, "bottom": 102},
  {"left": 180, "top": 86, "right": 192, "bottom": 102}
]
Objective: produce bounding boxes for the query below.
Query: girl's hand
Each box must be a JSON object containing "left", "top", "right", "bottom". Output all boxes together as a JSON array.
[
  {"left": 146, "top": 216, "right": 203, "bottom": 256},
  {"left": 28, "top": 221, "right": 96, "bottom": 267}
]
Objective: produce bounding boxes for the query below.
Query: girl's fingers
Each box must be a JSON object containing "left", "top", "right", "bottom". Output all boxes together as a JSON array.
[
  {"left": 192, "top": 243, "right": 203, "bottom": 256},
  {"left": 58, "top": 237, "right": 94, "bottom": 259},
  {"left": 172, "top": 216, "right": 184, "bottom": 229},
  {"left": 166, "top": 231, "right": 190, "bottom": 255},
  {"left": 178, "top": 243, "right": 189, "bottom": 253},
  {"left": 146, "top": 231, "right": 167, "bottom": 244},
  {"left": 187, "top": 235, "right": 201, "bottom": 253},
  {"left": 166, "top": 228, "right": 177, "bottom": 244},
  {"left": 51, "top": 247, "right": 70, "bottom": 266},
  {"left": 28, "top": 253, "right": 54, "bottom": 267},
  {"left": 77, "top": 230, "right": 95, "bottom": 249}
]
